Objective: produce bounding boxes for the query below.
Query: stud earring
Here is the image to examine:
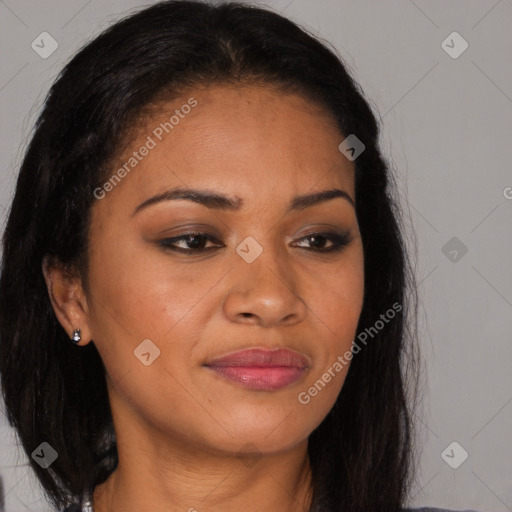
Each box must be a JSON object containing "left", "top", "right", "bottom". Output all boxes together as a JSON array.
[{"left": 71, "top": 328, "right": 81, "bottom": 344}]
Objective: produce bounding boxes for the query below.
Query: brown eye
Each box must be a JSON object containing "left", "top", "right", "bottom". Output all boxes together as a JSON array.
[
  {"left": 294, "top": 232, "right": 352, "bottom": 252},
  {"left": 159, "top": 232, "right": 223, "bottom": 254}
]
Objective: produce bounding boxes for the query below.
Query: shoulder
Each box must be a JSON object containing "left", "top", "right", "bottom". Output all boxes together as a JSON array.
[{"left": 403, "top": 508, "right": 480, "bottom": 512}]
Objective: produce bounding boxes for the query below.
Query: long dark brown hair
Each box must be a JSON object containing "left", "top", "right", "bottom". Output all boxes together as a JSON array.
[{"left": 0, "top": 1, "right": 420, "bottom": 510}]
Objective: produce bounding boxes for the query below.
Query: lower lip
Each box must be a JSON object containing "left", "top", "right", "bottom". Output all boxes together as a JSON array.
[{"left": 206, "top": 366, "right": 307, "bottom": 391}]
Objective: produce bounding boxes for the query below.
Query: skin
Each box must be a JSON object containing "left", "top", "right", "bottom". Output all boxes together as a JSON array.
[{"left": 43, "top": 84, "right": 365, "bottom": 512}]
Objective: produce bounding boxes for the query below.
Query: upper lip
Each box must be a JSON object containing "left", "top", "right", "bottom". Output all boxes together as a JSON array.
[{"left": 205, "top": 348, "right": 310, "bottom": 368}]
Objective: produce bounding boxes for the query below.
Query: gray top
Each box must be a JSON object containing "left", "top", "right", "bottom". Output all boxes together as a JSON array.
[{"left": 404, "top": 509, "right": 479, "bottom": 512}]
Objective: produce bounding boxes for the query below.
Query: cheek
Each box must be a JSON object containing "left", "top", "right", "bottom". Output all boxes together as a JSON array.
[
  {"left": 88, "top": 238, "right": 217, "bottom": 335},
  {"left": 85, "top": 233, "right": 227, "bottom": 388},
  {"left": 306, "top": 249, "right": 365, "bottom": 343},
  {"left": 85, "top": 244, "right": 219, "bottom": 432},
  {"left": 300, "top": 250, "right": 364, "bottom": 401}
]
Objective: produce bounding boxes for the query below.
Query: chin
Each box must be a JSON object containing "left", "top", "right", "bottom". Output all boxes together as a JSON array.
[{"left": 202, "top": 415, "right": 312, "bottom": 456}]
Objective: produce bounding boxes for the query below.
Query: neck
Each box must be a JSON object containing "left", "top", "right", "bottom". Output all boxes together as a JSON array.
[{"left": 93, "top": 444, "right": 313, "bottom": 512}]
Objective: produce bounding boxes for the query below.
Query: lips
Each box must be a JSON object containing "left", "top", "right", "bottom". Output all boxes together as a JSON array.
[
  {"left": 206, "top": 347, "right": 310, "bottom": 368},
  {"left": 204, "top": 348, "right": 310, "bottom": 391}
]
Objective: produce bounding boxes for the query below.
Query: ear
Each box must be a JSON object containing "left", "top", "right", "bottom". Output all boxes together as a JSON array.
[{"left": 42, "top": 255, "right": 92, "bottom": 346}]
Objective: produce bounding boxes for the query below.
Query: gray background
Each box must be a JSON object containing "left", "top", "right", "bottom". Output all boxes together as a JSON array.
[{"left": 1, "top": 0, "right": 511, "bottom": 511}]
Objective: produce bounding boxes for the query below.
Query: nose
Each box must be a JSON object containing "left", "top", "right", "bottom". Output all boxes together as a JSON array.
[{"left": 222, "top": 242, "right": 308, "bottom": 328}]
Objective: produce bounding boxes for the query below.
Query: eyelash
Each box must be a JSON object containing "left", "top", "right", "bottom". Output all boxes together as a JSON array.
[{"left": 158, "top": 231, "right": 352, "bottom": 255}]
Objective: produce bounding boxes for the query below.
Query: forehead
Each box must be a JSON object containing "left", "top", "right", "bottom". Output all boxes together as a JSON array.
[{"left": 96, "top": 84, "right": 355, "bottom": 217}]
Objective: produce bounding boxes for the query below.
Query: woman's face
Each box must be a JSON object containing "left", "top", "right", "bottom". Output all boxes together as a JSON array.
[{"left": 81, "top": 84, "right": 364, "bottom": 456}]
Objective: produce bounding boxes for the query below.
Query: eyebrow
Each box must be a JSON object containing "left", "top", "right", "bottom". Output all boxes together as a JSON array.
[{"left": 131, "top": 186, "right": 354, "bottom": 217}]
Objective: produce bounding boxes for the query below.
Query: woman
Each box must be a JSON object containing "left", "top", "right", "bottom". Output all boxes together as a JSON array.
[{"left": 0, "top": 1, "right": 479, "bottom": 511}]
